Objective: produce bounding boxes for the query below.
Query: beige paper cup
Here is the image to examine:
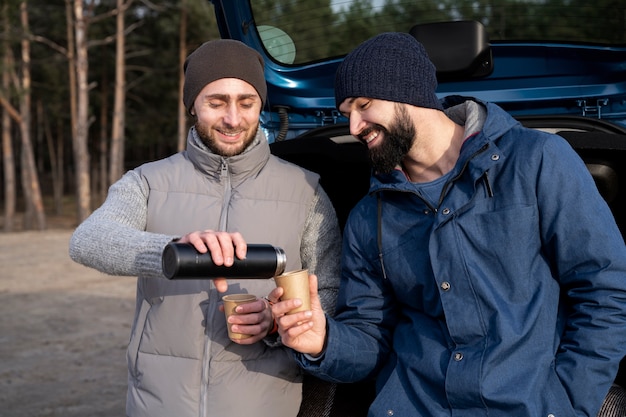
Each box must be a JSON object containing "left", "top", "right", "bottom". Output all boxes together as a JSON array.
[
  {"left": 274, "top": 269, "right": 311, "bottom": 314},
  {"left": 222, "top": 294, "right": 257, "bottom": 340}
]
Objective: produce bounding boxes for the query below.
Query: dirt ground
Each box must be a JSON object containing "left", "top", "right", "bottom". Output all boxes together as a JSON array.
[{"left": 0, "top": 227, "right": 136, "bottom": 417}]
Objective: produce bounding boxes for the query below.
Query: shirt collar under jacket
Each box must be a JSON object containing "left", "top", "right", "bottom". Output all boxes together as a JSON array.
[{"left": 369, "top": 99, "right": 508, "bottom": 196}]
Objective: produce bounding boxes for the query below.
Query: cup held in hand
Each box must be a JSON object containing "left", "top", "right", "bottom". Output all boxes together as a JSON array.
[
  {"left": 222, "top": 294, "right": 257, "bottom": 339},
  {"left": 274, "top": 269, "right": 311, "bottom": 314}
]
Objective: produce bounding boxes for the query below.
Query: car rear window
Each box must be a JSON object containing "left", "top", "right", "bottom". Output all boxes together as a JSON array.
[{"left": 250, "top": 0, "right": 626, "bottom": 65}]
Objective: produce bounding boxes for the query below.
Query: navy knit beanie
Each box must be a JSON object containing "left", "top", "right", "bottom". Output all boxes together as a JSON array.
[
  {"left": 334, "top": 32, "right": 442, "bottom": 111},
  {"left": 183, "top": 39, "right": 267, "bottom": 111}
]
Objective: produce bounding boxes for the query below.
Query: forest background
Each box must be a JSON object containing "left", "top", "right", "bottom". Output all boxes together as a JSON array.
[
  {"left": 0, "top": 1, "right": 623, "bottom": 415},
  {"left": 1, "top": 0, "right": 384, "bottom": 233},
  {"left": 1, "top": 0, "right": 222, "bottom": 232},
  {"left": 1, "top": 0, "right": 623, "bottom": 233}
]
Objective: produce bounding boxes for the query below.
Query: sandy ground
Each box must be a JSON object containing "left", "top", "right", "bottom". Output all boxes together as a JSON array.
[{"left": 0, "top": 229, "right": 136, "bottom": 417}]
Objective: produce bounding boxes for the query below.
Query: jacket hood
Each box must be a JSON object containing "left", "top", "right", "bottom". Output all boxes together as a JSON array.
[
  {"left": 369, "top": 98, "right": 518, "bottom": 194},
  {"left": 442, "top": 96, "right": 521, "bottom": 140}
]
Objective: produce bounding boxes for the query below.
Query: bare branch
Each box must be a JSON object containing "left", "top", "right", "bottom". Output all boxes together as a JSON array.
[
  {"left": 0, "top": 94, "right": 21, "bottom": 124},
  {"left": 87, "top": 33, "right": 117, "bottom": 48},
  {"left": 126, "top": 72, "right": 151, "bottom": 91},
  {"left": 137, "top": 0, "right": 166, "bottom": 13},
  {"left": 125, "top": 49, "right": 153, "bottom": 59},
  {"left": 89, "top": 8, "right": 118, "bottom": 24},
  {"left": 87, "top": 12, "right": 143, "bottom": 48},
  {"left": 125, "top": 64, "right": 156, "bottom": 72},
  {"left": 124, "top": 20, "right": 143, "bottom": 36},
  {"left": 3, "top": 48, "right": 21, "bottom": 93},
  {"left": 30, "top": 35, "right": 68, "bottom": 56}
]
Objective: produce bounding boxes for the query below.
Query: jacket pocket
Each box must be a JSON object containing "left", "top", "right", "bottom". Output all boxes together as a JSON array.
[{"left": 127, "top": 292, "right": 208, "bottom": 380}]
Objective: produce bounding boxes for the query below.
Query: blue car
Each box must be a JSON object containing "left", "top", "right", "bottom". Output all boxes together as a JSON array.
[
  {"left": 209, "top": 0, "right": 626, "bottom": 414},
  {"left": 209, "top": 0, "right": 626, "bottom": 223}
]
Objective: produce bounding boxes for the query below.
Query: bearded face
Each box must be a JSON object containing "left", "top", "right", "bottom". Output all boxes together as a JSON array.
[
  {"left": 194, "top": 118, "right": 258, "bottom": 157},
  {"left": 364, "top": 104, "right": 416, "bottom": 174},
  {"left": 190, "top": 78, "right": 263, "bottom": 157}
]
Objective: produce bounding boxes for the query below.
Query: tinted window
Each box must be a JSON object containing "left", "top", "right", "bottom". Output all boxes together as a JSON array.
[{"left": 251, "top": 0, "right": 626, "bottom": 65}]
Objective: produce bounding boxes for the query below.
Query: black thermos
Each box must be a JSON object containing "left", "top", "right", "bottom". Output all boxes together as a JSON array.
[{"left": 162, "top": 242, "right": 286, "bottom": 279}]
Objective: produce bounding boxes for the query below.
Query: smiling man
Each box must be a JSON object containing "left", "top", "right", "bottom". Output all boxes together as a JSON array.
[
  {"left": 192, "top": 77, "right": 261, "bottom": 156},
  {"left": 69, "top": 39, "right": 341, "bottom": 417},
  {"left": 273, "top": 32, "right": 626, "bottom": 417}
]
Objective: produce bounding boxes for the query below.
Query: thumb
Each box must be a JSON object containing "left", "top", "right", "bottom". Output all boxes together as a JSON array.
[
  {"left": 213, "top": 278, "right": 228, "bottom": 293},
  {"left": 309, "top": 273, "right": 321, "bottom": 306}
]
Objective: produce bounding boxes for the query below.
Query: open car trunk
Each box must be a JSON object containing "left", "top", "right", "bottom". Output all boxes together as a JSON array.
[{"left": 210, "top": 1, "right": 626, "bottom": 413}]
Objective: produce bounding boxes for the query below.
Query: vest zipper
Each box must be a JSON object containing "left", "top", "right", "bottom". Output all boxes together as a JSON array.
[
  {"left": 219, "top": 159, "right": 231, "bottom": 231},
  {"left": 202, "top": 160, "right": 230, "bottom": 417}
]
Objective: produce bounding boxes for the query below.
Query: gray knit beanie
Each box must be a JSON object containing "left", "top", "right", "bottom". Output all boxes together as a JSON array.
[
  {"left": 334, "top": 32, "right": 442, "bottom": 111},
  {"left": 183, "top": 39, "right": 267, "bottom": 111}
]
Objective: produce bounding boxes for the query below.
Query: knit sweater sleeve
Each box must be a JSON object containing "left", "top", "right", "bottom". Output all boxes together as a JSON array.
[
  {"left": 300, "top": 184, "right": 342, "bottom": 316},
  {"left": 68, "top": 170, "right": 176, "bottom": 278}
]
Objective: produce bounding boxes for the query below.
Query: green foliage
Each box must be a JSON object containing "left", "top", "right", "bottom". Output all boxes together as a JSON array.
[
  {"left": 103, "top": 0, "right": 219, "bottom": 165},
  {"left": 2, "top": 0, "right": 218, "bottom": 172},
  {"left": 2, "top": 0, "right": 624, "bottom": 179},
  {"left": 251, "top": 0, "right": 337, "bottom": 63},
  {"left": 252, "top": 0, "right": 625, "bottom": 64}
]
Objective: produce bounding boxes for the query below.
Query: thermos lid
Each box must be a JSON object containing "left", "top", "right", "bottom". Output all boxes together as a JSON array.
[
  {"left": 274, "top": 246, "right": 287, "bottom": 276},
  {"left": 162, "top": 242, "right": 195, "bottom": 279}
]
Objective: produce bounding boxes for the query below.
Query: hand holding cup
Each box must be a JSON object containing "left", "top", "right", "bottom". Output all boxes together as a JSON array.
[
  {"left": 274, "top": 269, "right": 311, "bottom": 314},
  {"left": 222, "top": 294, "right": 258, "bottom": 339}
]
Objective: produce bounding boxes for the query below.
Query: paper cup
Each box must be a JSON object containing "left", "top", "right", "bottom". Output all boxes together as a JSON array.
[
  {"left": 222, "top": 294, "right": 257, "bottom": 339},
  {"left": 274, "top": 269, "right": 311, "bottom": 314}
]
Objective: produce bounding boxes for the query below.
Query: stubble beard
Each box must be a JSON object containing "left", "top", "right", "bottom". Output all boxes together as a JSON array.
[
  {"left": 367, "top": 104, "right": 416, "bottom": 174},
  {"left": 195, "top": 120, "right": 258, "bottom": 157}
]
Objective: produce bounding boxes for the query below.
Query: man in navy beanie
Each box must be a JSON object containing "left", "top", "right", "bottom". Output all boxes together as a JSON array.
[
  {"left": 70, "top": 39, "right": 342, "bottom": 417},
  {"left": 272, "top": 32, "right": 626, "bottom": 417}
]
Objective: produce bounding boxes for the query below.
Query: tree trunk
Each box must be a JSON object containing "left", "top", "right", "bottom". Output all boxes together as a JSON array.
[
  {"left": 177, "top": 0, "right": 188, "bottom": 152},
  {"left": 42, "top": 100, "right": 64, "bottom": 216},
  {"left": 109, "top": 0, "right": 127, "bottom": 184},
  {"left": 55, "top": 123, "right": 64, "bottom": 215},
  {"left": 99, "top": 65, "right": 109, "bottom": 204},
  {"left": 1, "top": 2, "right": 16, "bottom": 232},
  {"left": 65, "top": 0, "right": 78, "bottom": 217},
  {"left": 65, "top": 0, "right": 77, "bottom": 158},
  {"left": 1, "top": 95, "right": 15, "bottom": 232},
  {"left": 72, "top": 0, "right": 92, "bottom": 223},
  {"left": 19, "top": 0, "right": 46, "bottom": 230}
]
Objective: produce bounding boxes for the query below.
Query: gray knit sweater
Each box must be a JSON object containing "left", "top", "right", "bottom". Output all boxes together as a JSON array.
[{"left": 69, "top": 130, "right": 341, "bottom": 314}]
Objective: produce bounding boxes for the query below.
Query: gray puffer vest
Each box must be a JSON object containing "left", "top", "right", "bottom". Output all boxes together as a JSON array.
[{"left": 125, "top": 128, "right": 318, "bottom": 417}]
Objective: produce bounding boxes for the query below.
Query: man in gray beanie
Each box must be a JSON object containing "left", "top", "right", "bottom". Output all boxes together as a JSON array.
[
  {"left": 182, "top": 39, "right": 267, "bottom": 111},
  {"left": 69, "top": 39, "right": 342, "bottom": 417},
  {"left": 273, "top": 32, "right": 626, "bottom": 417}
]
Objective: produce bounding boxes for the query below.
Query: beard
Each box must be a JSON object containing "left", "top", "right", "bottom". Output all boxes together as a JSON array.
[
  {"left": 194, "top": 120, "right": 258, "bottom": 157},
  {"left": 363, "top": 104, "right": 416, "bottom": 174}
]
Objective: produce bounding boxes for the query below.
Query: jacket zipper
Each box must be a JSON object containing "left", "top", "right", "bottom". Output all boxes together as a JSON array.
[{"left": 437, "top": 143, "right": 491, "bottom": 207}]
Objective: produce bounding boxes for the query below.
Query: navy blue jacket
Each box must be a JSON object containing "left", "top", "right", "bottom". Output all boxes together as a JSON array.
[{"left": 298, "top": 100, "right": 626, "bottom": 416}]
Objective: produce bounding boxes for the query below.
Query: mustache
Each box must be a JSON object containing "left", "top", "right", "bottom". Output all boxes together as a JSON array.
[
  {"left": 357, "top": 123, "right": 387, "bottom": 143},
  {"left": 216, "top": 125, "right": 247, "bottom": 135}
]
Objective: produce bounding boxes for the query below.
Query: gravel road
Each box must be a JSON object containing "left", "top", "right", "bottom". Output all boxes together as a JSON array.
[{"left": 0, "top": 229, "right": 135, "bottom": 417}]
